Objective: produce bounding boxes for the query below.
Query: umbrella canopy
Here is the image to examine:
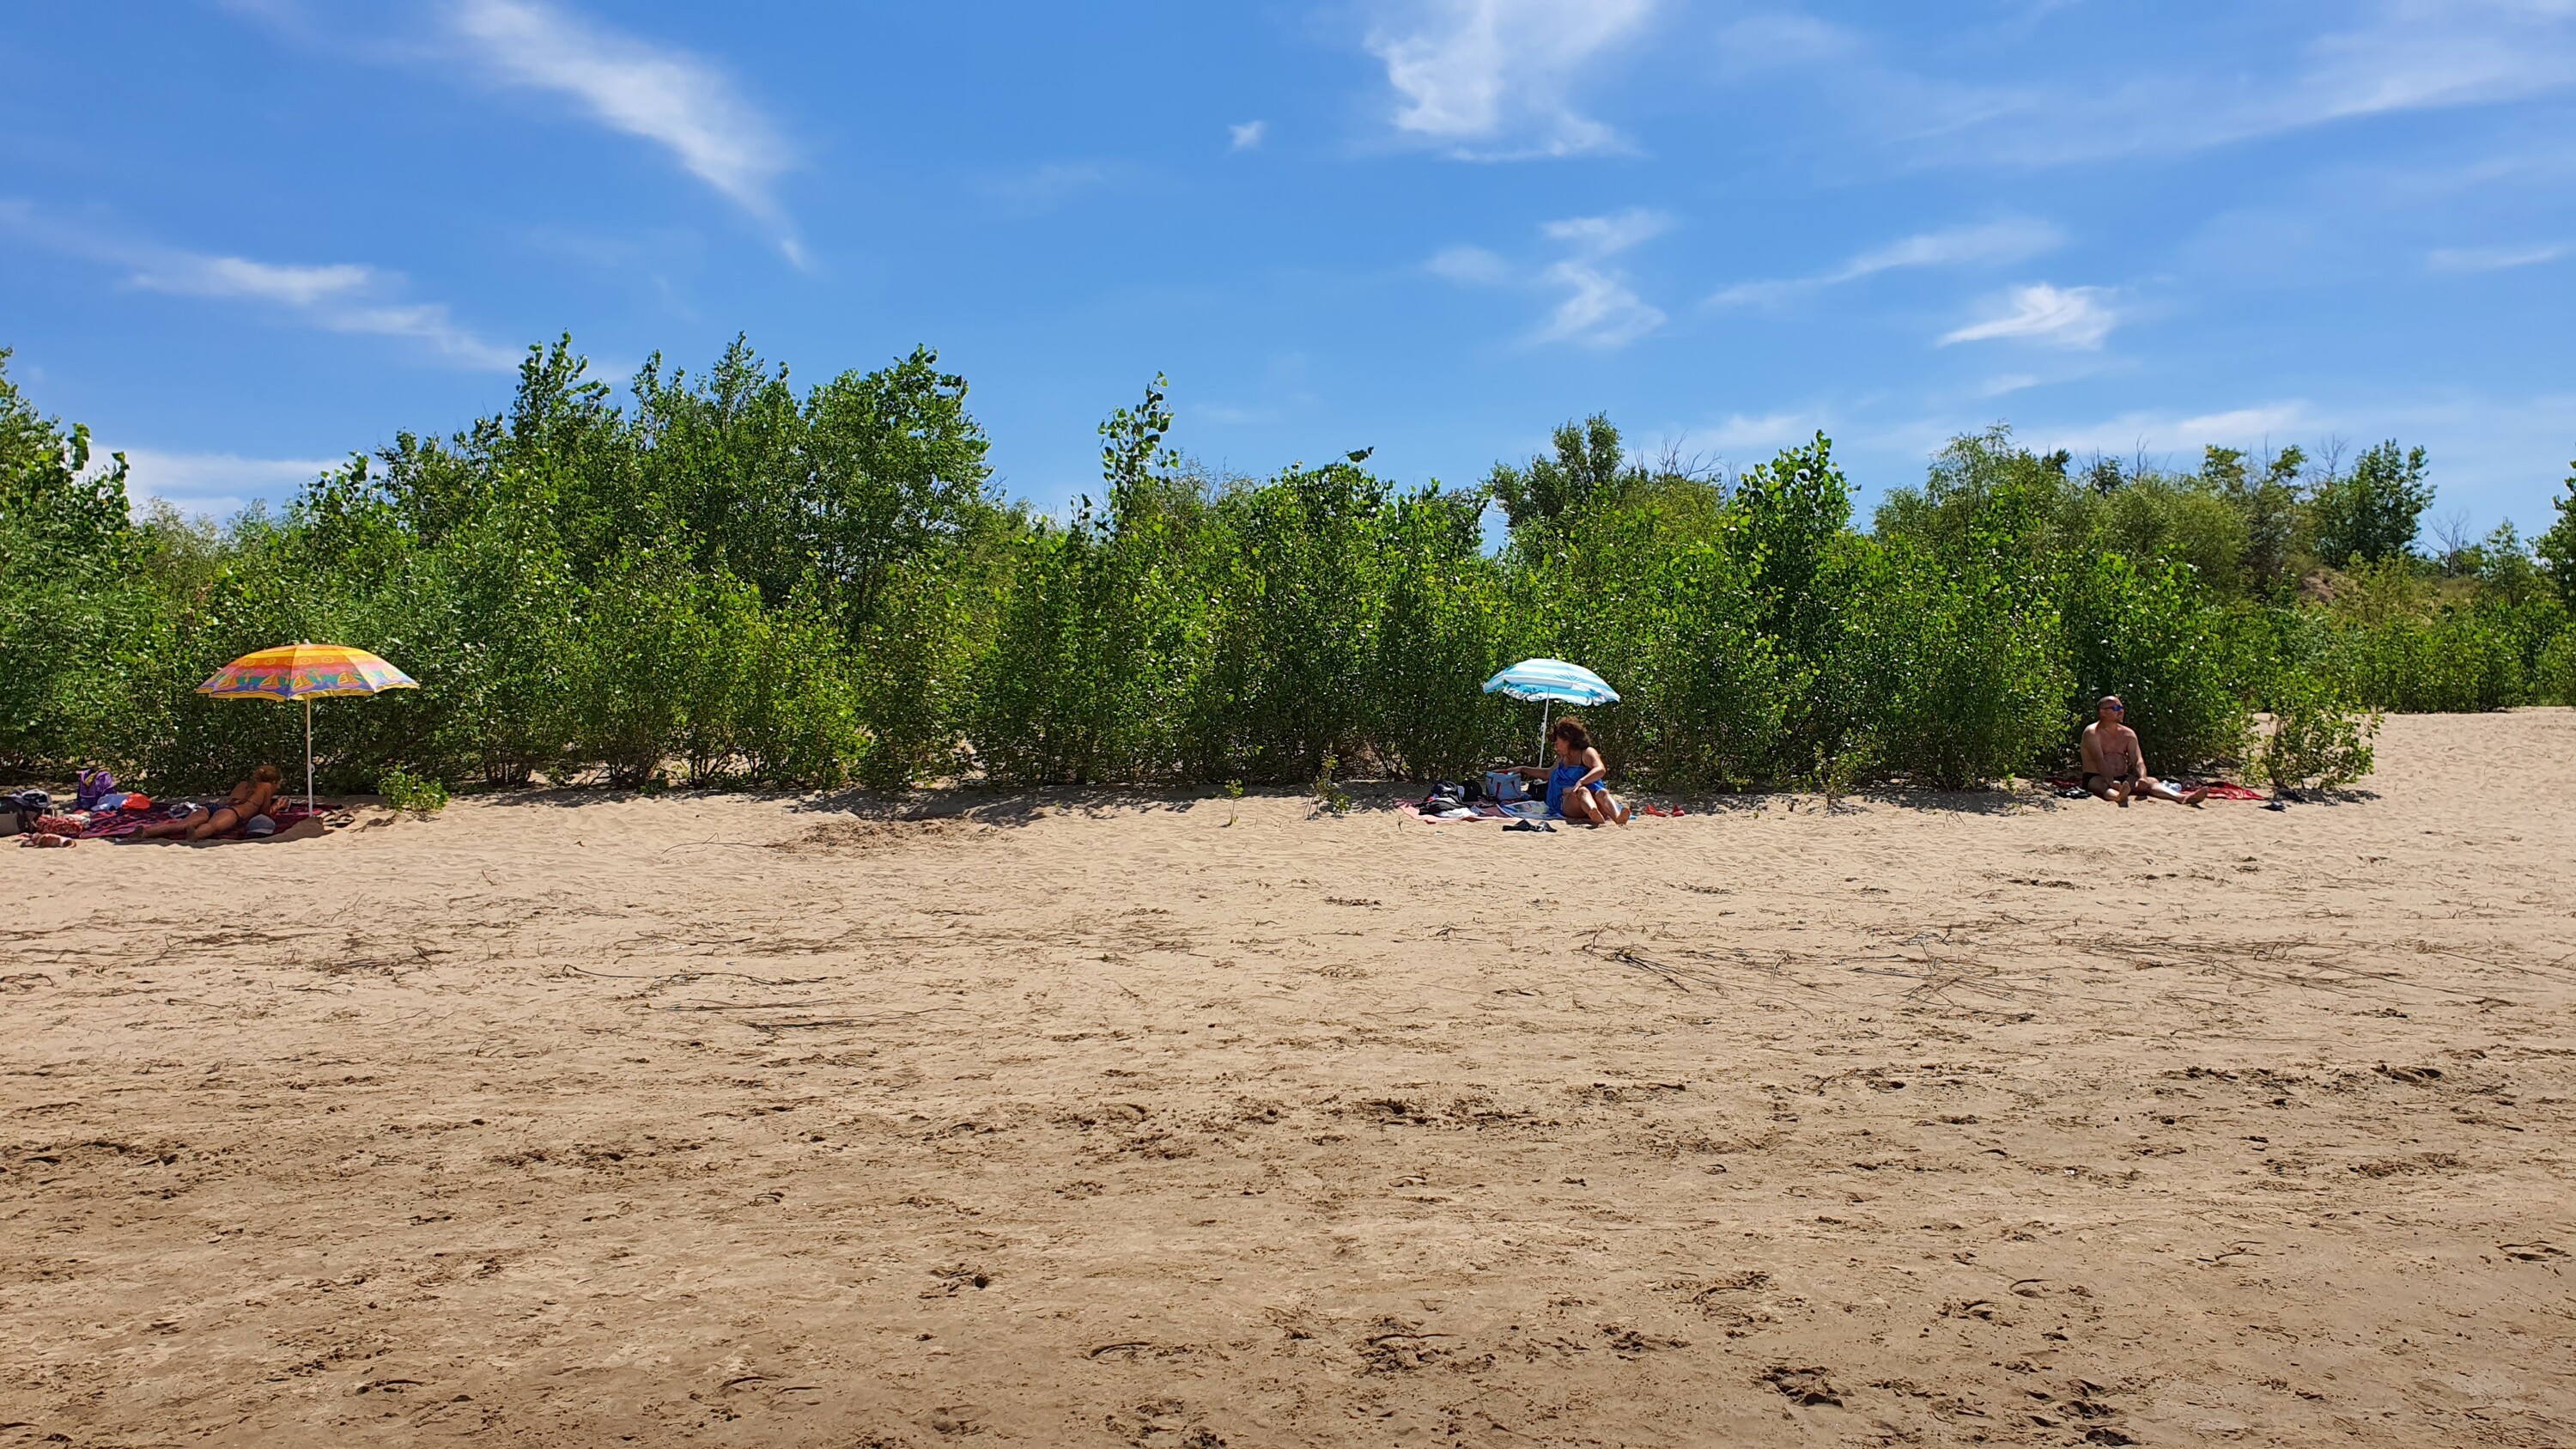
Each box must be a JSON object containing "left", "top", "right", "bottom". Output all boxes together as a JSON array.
[
  {"left": 197, "top": 643, "right": 418, "bottom": 813},
  {"left": 198, "top": 642, "right": 417, "bottom": 700},
  {"left": 1482, "top": 658, "right": 1620, "bottom": 705}
]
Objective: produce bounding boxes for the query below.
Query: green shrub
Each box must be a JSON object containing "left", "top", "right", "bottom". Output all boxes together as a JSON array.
[
  {"left": 1824, "top": 539, "right": 2069, "bottom": 788},
  {"left": 7, "top": 341, "right": 2547, "bottom": 806},
  {"left": 2057, "top": 551, "right": 2249, "bottom": 770},
  {"left": 2257, "top": 672, "right": 2379, "bottom": 791},
  {"left": 2537, "top": 628, "right": 2576, "bottom": 705},
  {"left": 378, "top": 767, "right": 449, "bottom": 815}
]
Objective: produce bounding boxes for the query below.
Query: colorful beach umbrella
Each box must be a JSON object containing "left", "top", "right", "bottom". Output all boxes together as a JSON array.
[
  {"left": 197, "top": 642, "right": 418, "bottom": 812},
  {"left": 1482, "top": 658, "right": 1619, "bottom": 757}
]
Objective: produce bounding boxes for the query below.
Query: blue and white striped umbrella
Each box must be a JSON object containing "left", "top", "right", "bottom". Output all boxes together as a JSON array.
[{"left": 1482, "top": 658, "right": 1620, "bottom": 705}]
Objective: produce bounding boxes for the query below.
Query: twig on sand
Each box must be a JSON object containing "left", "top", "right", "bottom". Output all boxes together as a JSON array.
[{"left": 566, "top": 965, "right": 824, "bottom": 988}]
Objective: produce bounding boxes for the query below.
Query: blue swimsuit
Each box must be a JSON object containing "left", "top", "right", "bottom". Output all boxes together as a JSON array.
[{"left": 1546, "top": 763, "right": 1592, "bottom": 816}]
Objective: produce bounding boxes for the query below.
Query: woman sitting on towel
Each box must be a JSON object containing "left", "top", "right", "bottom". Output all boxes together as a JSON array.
[
  {"left": 1507, "top": 718, "right": 1630, "bottom": 826},
  {"left": 137, "top": 764, "right": 282, "bottom": 841}
]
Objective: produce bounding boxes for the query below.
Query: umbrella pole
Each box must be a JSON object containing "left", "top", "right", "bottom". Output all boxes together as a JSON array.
[
  {"left": 1540, "top": 699, "right": 1551, "bottom": 761},
  {"left": 305, "top": 698, "right": 314, "bottom": 814}
]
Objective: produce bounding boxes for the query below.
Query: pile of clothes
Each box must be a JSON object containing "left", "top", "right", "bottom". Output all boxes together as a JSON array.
[
  {"left": 9, "top": 772, "right": 162, "bottom": 847},
  {"left": 1409, "top": 776, "right": 1552, "bottom": 822}
]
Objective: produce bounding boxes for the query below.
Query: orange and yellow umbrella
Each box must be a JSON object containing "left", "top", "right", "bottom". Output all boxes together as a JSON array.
[
  {"left": 198, "top": 642, "right": 417, "bottom": 700},
  {"left": 198, "top": 643, "right": 418, "bottom": 811}
]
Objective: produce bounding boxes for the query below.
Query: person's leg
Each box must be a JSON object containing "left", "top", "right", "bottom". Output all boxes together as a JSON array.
[
  {"left": 2134, "top": 776, "right": 2209, "bottom": 807},
  {"left": 1562, "top": 788, "right": 1606, "bottom": 825},
  {"left": 137, "top": 807, "right": 207, "bottom": 839},
  {"left": 1583, "top": 786, "right": 1630, "bottom": 825},
  {"left": 2084, "top": 774, "right": 2117, "bottom": 802}
]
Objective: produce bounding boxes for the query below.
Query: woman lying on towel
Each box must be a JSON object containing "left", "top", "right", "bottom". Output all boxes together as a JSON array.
[
  {"left": 1505, "top": 717, "right": 1631, "bottom": 826},
  {"left": 137, "top": 764, "right": 283, "bottom": 841}
]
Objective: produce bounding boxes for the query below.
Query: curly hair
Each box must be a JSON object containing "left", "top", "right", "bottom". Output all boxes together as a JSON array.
[{"left": 1551, "top": 716, "right": 1592, "bottom": 752}]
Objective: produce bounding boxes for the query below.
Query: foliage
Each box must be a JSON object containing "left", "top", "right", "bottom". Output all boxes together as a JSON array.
[
  {"left": 1311, "top": 751, "right": 1352, "bottom": 814},
  {"left": 378, "top": 767, "right": 449, "bottom": 816},
  {"left": 2538, "top": 460, "right": 2576, "bottom": 609},
  {"left": 2257, "top": 672, "right": 2380, "bottom": 792},
  {"left": 2, "top": 338, "right": 2565, "bottom": 806},
  {"left": 2538, "top": 628, "right": 2576, "bottom": 706},
  {"left": 1823, "top": 537, "right": 2071, "bottom": 788},
  {"left": 2309, "top": 441, "right": 2433, "bottom": 566},
  {"left": 1486, "top": 413, "right": 1631, "bottom": 531},
  {"left": 2056, "top": 550, "right": 2248, "bottom": 769}
]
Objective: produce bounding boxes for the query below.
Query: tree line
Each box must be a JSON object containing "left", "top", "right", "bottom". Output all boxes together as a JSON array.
[{"left": 4, "top": 337, "right": 2573, "bottom": 796}]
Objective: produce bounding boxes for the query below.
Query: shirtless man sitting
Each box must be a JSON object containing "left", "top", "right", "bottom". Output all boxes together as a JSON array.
[
  {"left": 2081, "top": 696, "right": 2208, "bottom": 808},
  {"left": 137, "top": 764, "right": 283, "bottom": 839}
]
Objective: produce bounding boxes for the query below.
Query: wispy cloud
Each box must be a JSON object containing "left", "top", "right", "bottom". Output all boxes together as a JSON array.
[
  {"left": 969, "top": 161, "right": 1131, "bottom": 220},
  {"left": 1710, "top": 218, "right": 2063, "bottom": 307},
  {"left": 1722, "top": 2, "right": 2576, "bottom": 169},
  {"left": 2427, "top": 241, "right": 2570, "bottom": 272},
  {"left": 2043, "top": 6, "right": 2576, "bottom": 162},
  {"left": 0, "top": 201, "right": 515, "bottom": 368},
  {"left": 113, "top": 447, "right": 339, "bottom": 518},
  {"left": 1939, "top": 283, "right": 2119, "bottom": 350},
  {"left": 1427, "top": 243, "right": 1515, "bottom": 285},
  {"left": 449, "top": 0, "right": 800, "bottom": 262},
  {"left": 1365, "top": 0, "right": 1654, "bottom": 158},
  {"left": 1431, "top": 209, "right": 1671, "bottom": 347},
  {"left": 1230, "top": 119, "right": 1268, "bottom": 151},
  {"left": 2026, "top": 403, "right": 2317, "bottom": 460},
  {"left": 1671, "top": 411, "right": 1822, "bottom": 458}
]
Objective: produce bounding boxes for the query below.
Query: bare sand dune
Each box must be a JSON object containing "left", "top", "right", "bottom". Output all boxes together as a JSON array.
[{"left": 5, "top": 710, "right": 2573, "bottom": 1447}]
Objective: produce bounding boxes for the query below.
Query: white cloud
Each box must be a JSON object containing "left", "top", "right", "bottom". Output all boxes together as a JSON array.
[
  {"left": 1534, "top": 208, "right": 1669, "bottom": 346},
  {"left": 2018, "top": 2, "right": 2576, "bottom": 162},
  {"left": 0, "top": 201, "right": 515, "bottom": 368},
  {"left": 1712, "top": 12, "right": 1860, "bottom": 77},
  {"left": 1230, "top": 119, "right": 1268, "bottom": 150},
  {"left": 1710, "top": 218, "right": 2063, "bottom": 307},
  {"left": 1534, "top": 261, "right": 1665, "bottom": 348},
  {"left": 1432, "top": 208, "right": 1668, "bottom": 348},
  {"left": 2427, "top": 241, "right": 2570, "bottom": 272},
  {"left": 1427, "top": 243, "right": 1514, "bottom": 284},
  {"left": 450, "top": 0, "right": 799, "bottom": 260},
  {"left": 113, "top": 448, "right": 339, "bottom": 517},
  {"left": 1939, "top": 283, "right": 2119, "bottom": 350},
  {"left": 1673, "top": 411, "right": 1820, "bottom": 456},
  {"left": 970, "top": 161, "right": 1127, "bottom": 219},
  {"left": 1365, "top": 0, "right": 1654, "bottom": 158},
  {"left": 2019, "top": 405, "right": 2315, "bottom": 461}
]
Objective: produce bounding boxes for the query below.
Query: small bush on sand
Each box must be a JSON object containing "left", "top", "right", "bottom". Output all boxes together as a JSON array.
[
  {"left": 378, "top": 767, "right": 449, "bottom": 815},
  {"left": 2257, "top": 673, "right": 2379, "bottom": 792}
]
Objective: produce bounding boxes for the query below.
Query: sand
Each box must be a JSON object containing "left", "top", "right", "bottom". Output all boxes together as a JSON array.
[{"left": 5, "top": 709, "right": 2573, "bottom": 1447}]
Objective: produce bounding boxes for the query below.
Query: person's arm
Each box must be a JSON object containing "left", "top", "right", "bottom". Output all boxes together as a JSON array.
[
  {"left": 2129, "top": 734, "right": 2150, "bottom": 782},
  {"left": 1577, "top": 749, "right": 1607, "bottom": 789},
  {"left": 2079, "top": 725, "right": 2099, "bottom": 776},
  {"left": 1510, "top": 764, "right": 1549, "bottom": 778}
]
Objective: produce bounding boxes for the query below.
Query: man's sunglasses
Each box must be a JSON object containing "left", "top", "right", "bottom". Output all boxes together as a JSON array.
[{"left": 2104, "top": 703, "right": 2125, "bottom": 712}]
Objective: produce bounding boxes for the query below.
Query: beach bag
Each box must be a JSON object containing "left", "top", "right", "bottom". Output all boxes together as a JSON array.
[
  {"left": 1482, "top": 770, "right": 1529, "bottom": 804},
  {"left": 0, "top": 789, "right": 46, "bottom": 836},
  {"left": 74, "top": 769, "right": 116, "bottom": 812}
]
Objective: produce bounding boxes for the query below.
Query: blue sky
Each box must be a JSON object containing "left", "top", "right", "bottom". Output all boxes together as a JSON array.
[{"left": 3, "top": 1, "right": 2573, "bottom": 538}]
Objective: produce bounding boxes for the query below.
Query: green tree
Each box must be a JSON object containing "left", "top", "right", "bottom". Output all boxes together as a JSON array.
[
  {"left": 2537, "top": 459, "right": 2576, "bottom": 608},
  {"left": 2310, "top": 441, "right": 2433, "bottom": 566},
  {"left": 1486, "top": 413, "right": 1633, "bottom": 530}
]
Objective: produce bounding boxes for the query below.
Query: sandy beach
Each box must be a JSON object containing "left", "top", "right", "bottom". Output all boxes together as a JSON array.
[{"left": 4, "top": 709, "right": 2573, "bottom": 1447}]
